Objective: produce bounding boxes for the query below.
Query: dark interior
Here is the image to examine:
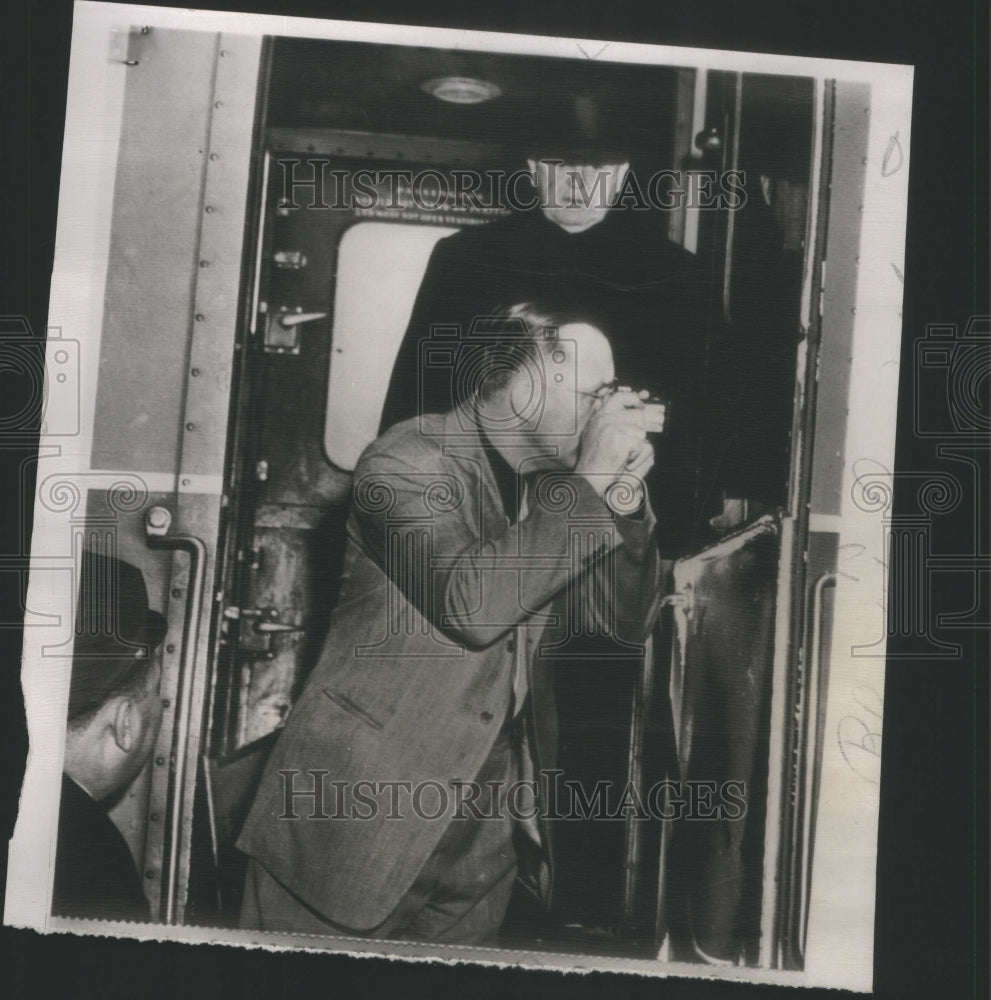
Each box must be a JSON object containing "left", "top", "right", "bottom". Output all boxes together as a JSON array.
[{"left": 268, "top": 36, "right": 680, "bottom": 159}]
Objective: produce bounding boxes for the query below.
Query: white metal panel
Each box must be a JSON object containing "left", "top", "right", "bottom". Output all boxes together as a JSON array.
[{"left": 323, "top": 222, "right": 456, "bottom": 470}]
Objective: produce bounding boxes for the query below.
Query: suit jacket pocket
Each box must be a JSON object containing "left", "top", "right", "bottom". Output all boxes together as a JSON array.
[{"left": 321, "top": 688, "right": 385, "bottom": 731}]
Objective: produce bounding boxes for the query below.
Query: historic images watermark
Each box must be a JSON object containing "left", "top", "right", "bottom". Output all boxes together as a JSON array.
[
  {"left": 278, "top": 771, "right": 748, "bottom": 823},
  {"left": 277, "top": 160, "right": 749, "bottom": 214}
]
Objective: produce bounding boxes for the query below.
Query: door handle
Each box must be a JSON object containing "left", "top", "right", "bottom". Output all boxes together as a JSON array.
[
  {"left": 253, "top": 619, "right": 305, "bottom": 634},
  {"left": 275, "top": 310, "right": 327, "bottom": 328},
  {"left": 262, "top": 310, "right": 328, "bottom": 354},
  {"left": 144, "top": 505, "right": 208, "bottom": 925}
]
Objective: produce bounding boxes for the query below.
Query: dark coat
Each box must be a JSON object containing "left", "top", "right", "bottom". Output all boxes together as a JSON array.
[{"left": 52, "top": 775, "right": 150, "bottom": 922}]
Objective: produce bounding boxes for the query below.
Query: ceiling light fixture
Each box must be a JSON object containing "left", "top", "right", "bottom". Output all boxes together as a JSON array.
[{"left": 421, "top": 76, "right": 502, "bottom": 104}]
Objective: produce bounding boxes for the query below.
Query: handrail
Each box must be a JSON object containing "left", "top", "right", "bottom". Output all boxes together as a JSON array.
[
  {"left": 145, "top": 505, "right": 208, "bottom": 924},
  {"left": 799, "top": 571, "right": 837, "bottom": 956},
  {"left": 622, "top": 634, "right": 653, "bottom": 927}
]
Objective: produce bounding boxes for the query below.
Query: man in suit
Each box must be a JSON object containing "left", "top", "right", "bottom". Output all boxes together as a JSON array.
[
  {"left": 53, "top": 551, "right": 167, "bottom": 922},
  {"left": 237, "top": 300, "right": 664, "bottom": 943}
]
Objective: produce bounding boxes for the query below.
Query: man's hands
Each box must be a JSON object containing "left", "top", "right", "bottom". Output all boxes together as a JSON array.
[{"left": 574, "top": 389, "right": 662, "bottom": 513}]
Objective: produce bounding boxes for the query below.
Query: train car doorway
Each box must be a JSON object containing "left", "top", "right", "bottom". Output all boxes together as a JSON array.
[{"left": 173, "top": 35, "right": 830, "bottom": 967}]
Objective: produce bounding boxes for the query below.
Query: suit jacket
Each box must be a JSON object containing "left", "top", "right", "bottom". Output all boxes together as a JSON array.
[{"left": 237, "top": 407, "right": 662, "bottom": 930}]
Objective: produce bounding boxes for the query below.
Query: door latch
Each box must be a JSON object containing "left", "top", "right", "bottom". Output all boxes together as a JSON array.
[
  {"left": 223, "top": 605, "right": 305, "bottom": 657},
  {"left": 262, "top": 308, "right": 328, "bottom": 354}
]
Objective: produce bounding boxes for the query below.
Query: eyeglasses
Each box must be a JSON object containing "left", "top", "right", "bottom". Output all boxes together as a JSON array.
[{"left": 573, "top": 379, "right": 621, "bottom": 400}]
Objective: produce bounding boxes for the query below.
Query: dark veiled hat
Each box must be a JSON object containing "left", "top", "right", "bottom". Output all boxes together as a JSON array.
[{"left": 68, "top": 551, "right": 167, "bottom": 722}]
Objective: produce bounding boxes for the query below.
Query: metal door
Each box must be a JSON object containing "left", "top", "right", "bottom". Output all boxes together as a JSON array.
[
  {"left": 651, "top": 69, "right": 836, "bottom": 968},
  {"left": 662, "top": 513, "right": 789, "bottom": 964}
]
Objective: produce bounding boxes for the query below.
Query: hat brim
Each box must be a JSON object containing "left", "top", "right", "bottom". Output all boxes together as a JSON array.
[
  {"left": 72, "top": 609, "right": 169, "bottom": 662},
  {"left": 142, "top": 609, "right": 168, "bottom": 651},
  {"left": 523, "top": 144, "right": 631, "bottom": 166}
]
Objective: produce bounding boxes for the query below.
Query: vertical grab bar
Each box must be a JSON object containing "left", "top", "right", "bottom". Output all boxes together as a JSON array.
[
  {"left": 145, "top": 506, "right": 208, "bottom": 924},
  {"left": 622, "top": 634, "right": 653, "bottom": 928},
  {"left": 799, "top": 571, "right": 837, "bottom": 956}
]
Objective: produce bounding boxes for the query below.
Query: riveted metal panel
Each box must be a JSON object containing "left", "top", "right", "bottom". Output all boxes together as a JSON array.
[
  {"left": 179, "top": 34, "right": 263, "bottom": 478},
  {"left": 84, "top": 28, "right": 263, "bottom": 922},
  {"left": 810, "top": 83, "right": 871, "bottom": 516},
  {"left": 91, "top": 29, "right": 217, "bottom": 473},
  {"left": 165, "top": 32, "right": 262, "bottom": 924}
]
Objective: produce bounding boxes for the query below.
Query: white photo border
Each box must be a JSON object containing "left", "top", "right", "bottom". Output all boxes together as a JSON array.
[{"left": 5, "top": 4, "right": 913, "bottom": 993}]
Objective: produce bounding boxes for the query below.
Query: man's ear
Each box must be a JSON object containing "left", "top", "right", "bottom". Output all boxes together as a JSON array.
[
  {"left": 507, "top": 369, "right": 542, "bottom": 422},
  {"left": 760, "top": 173, "right": 773, "bottom": 206},
  {"left": 507, "top": 375, "right": 526, "bottom": 417},
  {"left": 111, "top": 697, "right": 136, "bottom": 753}
]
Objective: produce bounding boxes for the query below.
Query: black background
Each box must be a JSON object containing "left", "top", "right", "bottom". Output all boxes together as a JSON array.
[{"left": 1, "top": 1, "right": 987, "bottom": 998}]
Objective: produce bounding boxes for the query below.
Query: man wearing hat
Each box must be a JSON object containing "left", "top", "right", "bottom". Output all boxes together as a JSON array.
[
  {"left": 52, "top": 550, "right": 167, "bottom": 922},
  {"left": 380, "top": 94, "right": 749, "bottom": 560}
]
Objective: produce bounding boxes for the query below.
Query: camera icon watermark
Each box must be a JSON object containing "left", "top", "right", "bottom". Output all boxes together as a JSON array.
[
  {"left": 0, "top": 317, "right": 80, "bottom": 440},
  {"left": 418, "top": 315, "right": 580, "bottom": 439},
  {"left": 914, "top": 316, "right": 990, "bottom": 438}
]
